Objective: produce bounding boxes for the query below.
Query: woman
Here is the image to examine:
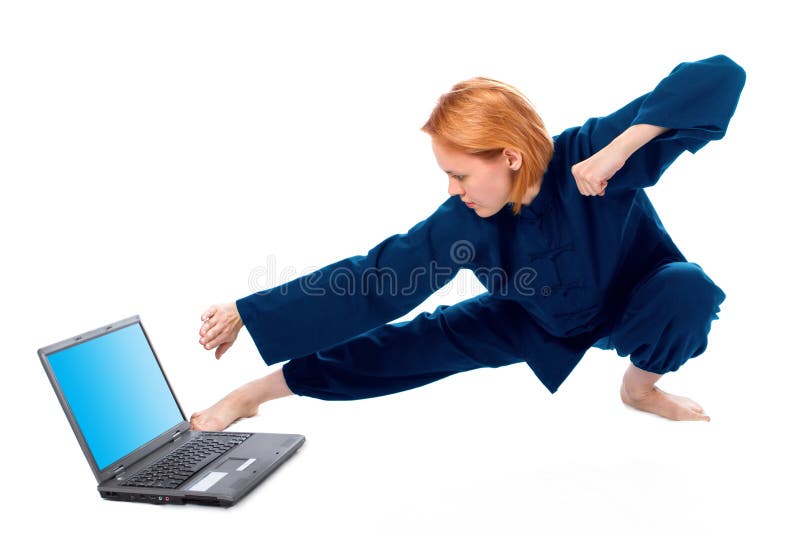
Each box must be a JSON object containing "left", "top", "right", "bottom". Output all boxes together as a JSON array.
[{"left": 191, "top": 54, "right": 746, "bottom": 431}]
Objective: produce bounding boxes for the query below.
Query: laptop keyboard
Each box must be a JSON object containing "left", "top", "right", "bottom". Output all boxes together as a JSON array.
[{"left": 121, "top": 432, "right": 252, "bottom": 489}]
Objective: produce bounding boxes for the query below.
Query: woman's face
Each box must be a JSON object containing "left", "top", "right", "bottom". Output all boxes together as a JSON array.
[{"left": 431, "top": 137, "right": 522, "bottom": 218}]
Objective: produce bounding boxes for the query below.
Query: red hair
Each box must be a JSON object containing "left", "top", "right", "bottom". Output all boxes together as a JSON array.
[{"left": 420, "top": 77, "right": 553, "bottom": 216}]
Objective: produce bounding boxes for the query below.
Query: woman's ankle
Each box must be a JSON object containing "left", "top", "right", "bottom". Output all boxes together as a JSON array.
[{"left": 622, "top": 363, "right": 662, "bottom": 399}]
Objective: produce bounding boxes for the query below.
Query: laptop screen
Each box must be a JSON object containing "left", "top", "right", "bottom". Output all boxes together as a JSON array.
[{"left": 47, "top": 322, "right": 184, "bottom": 471}]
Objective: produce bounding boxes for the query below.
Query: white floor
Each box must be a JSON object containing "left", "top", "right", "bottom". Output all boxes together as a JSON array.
[{"left": 16, "top": 317, "right": 797, "bottom": 532}]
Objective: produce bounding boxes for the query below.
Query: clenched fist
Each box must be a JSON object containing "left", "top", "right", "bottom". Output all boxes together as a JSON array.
[{"left": 571, "top": 146, "right": 626, "bottom": 197}]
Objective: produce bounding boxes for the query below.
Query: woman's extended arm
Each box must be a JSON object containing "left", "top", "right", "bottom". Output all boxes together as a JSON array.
[{"left": 228, "top": 195, "right": 483, "bottom": 366}]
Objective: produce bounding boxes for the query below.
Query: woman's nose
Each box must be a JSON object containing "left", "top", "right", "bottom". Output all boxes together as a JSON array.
[{"left": 448, "top": 179, "right": 464, "bottom": 196}]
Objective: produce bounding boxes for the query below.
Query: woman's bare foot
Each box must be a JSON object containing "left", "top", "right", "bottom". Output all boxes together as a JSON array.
[
  {"left": 620, "top": 363, "right": 710, "bottom": 422},
  {"left": 620, "top": 383, "right": 710, "bottom": 421},
  {"left": 189, "top": 368, "right": 295, "bottom": 432},
  {"left": 189, "top": 387, "right": 260, "bottom": 431}
]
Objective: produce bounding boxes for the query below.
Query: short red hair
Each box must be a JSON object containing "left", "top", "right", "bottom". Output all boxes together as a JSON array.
[{"left": 421, "top": 77, "right": 553, "bottom": 216}]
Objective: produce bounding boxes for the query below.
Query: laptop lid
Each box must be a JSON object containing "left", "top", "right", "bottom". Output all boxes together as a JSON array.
[{"left": 38, "top": 315, "right": 191, "bottom": 484}]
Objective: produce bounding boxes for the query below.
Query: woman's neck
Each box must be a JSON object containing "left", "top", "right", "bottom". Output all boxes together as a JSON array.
[{"left": 520, "top": 179, "right": 542, "bottom": 206}]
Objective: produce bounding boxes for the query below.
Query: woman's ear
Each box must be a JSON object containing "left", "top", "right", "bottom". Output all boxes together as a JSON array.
[{"left": 504, "top": 147, "right": 523, "bottom": 171}]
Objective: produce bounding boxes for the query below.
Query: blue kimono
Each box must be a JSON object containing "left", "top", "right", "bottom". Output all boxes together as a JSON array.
[{"left": 235, "top": 54, "right": 746, "bottom": 399}]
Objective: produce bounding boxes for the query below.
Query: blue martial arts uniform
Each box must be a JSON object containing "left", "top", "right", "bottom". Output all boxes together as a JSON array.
[{"left": 235, "top": 54, "right": 746, "bottom": 399}]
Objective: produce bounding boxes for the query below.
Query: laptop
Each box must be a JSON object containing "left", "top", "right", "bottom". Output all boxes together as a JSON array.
[{"left": 37, "top": 314, "right": 305, "bottom": 507}]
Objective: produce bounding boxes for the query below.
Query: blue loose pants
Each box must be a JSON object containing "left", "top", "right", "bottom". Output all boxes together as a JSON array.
[{"left": 281, "top": 261, "right": 726, "bottom": 400}]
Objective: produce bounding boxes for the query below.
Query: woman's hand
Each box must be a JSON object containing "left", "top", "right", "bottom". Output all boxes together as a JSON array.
[
  {"left": 199, "top": 302, "right": 244, "bottom": 360},
  {"left": 570, "top": 145, "right": 627, "bottom": 196}
]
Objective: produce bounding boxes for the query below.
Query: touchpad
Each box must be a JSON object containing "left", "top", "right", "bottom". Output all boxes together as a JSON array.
[
  {"left": 219, "top": 457, "right": 256, "bottom": 472},
  {"left": 186, "top": 458, "right": 257, "bottom": 492}
]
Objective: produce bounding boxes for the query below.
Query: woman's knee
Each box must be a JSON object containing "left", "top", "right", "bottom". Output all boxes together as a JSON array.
[
  {"left": 609, "top": 262, "right": 726, "bottom": 372},
  {"left": 633, "top": 261, "right": 725, "bottom": 323}
]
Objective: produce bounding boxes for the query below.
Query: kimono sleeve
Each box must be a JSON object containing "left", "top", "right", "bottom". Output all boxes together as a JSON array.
[
  {"left": 574, "top": 54, "right": 746, "bottom": 191},
  {"left": 235, "top": 195, "right": 474, "bottom": 365}
]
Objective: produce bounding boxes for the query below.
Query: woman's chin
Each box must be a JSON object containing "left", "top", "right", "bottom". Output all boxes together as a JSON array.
[{"left": 472, "top": 205, "right": 501, "bottom": 218}]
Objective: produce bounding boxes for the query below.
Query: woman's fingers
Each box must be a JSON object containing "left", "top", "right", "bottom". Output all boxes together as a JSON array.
[
  {"left": 203, "top": 325, "right": 216, "bottom": 346},
  {"left": 201, "top": 306, "right": 216, "bottom": 322},
  {"left": 202, "top": 323, "right": 233, "bottom": 349},
  {"left": 578, "top": 178, "right": 600, "bottom": 196},
  {"left": 199, "top": 318, "right": 214, "bottom": 335},
  {"left": 583, "top": 175, "right": 604, "bottom": 195},
  {"left": 576, "top": 178, "right": 588, "bottom": 195},
  {"left": 200, "top": 322, "right": 217, "bottom": 348},
  {"left": 200, "top": 305, "right": 221, "bottom": 348},
  {"left": 584, "top": 177, "right": 607, "bottom": 196},
  {"left": 204, "top": 333, "right": 224, "bottom": 350}
]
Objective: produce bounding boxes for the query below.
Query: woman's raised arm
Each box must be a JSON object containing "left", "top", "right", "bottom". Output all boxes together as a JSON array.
[{"left": 566, "top": 53, "right": 747, "bottom": 193}]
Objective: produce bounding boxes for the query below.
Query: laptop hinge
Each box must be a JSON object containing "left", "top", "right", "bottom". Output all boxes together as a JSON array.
[
  {"left": 112, "top": 465, "right": 126, "bottom": 476},
  {"left": 171, "top": 429, "right": 186, "bottom": 442}
]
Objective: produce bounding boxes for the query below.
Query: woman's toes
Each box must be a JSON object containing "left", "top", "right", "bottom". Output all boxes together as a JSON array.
[
  {"left": 693, "top": 411, "right": 710, "bottom": 421},
  {"left": 690, "top": 403, "right": 707, "bottom": 415},
  {"left": 685, "top": 406, "right": 710, "bottom": 421},
  {"left": 671, "top": 393, "right": 705, "bottom": 413}
]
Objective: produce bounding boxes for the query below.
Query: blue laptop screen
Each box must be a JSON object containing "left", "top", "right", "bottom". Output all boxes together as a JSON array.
[{"left": 48, "top": 323, "right": 184, "bottom": 471}]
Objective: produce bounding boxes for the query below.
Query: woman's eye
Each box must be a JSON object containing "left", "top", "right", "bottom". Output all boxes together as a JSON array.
[{"left": 455, "top": 175, "right": 465, "bottom": 181}]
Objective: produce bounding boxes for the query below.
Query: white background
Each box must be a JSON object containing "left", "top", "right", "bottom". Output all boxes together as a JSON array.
[{"left": 2, "top": 0, "right": 797, "bottom": 531}]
